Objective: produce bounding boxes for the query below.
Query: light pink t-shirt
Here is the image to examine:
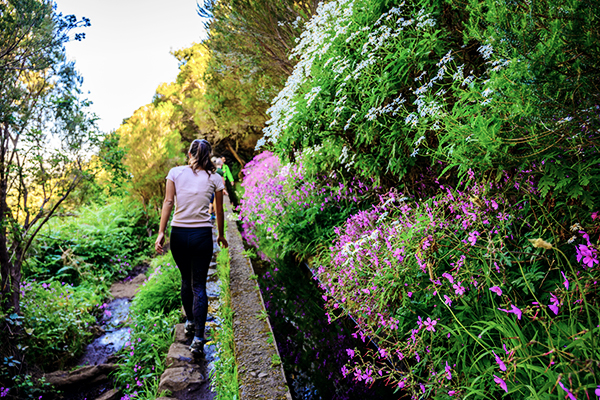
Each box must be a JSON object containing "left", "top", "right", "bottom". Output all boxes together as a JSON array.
[{"left": 166, "top": 166, "right": 224, "bottom": 228}]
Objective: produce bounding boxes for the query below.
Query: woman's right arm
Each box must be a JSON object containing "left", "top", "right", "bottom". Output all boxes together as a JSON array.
[{"left": 155, "top": 179, "right": 176, "bottom": 254}]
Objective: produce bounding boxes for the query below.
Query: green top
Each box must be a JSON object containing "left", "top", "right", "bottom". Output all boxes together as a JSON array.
[{"left": 222, "top": 164, "right": 235, "bottom": 183}]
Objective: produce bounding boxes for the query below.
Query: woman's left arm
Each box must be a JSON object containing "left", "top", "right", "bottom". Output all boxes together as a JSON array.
[
  {"left": 155, "top": 179, "right": 176, "bottom": 254},
  {"left": 215, "top": 189, "right": 228, "bottom": 248}
]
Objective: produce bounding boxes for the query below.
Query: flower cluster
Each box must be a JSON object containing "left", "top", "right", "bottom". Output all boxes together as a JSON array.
[
  {"left": 238, "top": 151, "right": 379, "bottom": 259},
  {"left": 315, "top": 177, "right": 599, "bottom": 398}
]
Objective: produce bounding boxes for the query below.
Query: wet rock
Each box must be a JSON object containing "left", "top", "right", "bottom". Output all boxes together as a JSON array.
[
  {"left": 174, "top": 323, "right": 188, "bottom": 343},
  {"left": 45, "top": 364, "right": 117, "bottom": 389},
  {"left": 158, "top": 366, "right": 204, "bottom": 393},
  {"left": 165, "top": 342, "right": 194, "bottom": 368},
  {"left": 94, "top": 388, "right": 120, "bottom": 400}
]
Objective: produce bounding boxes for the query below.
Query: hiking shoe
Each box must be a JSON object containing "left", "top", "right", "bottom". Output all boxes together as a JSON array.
[
  {"left": 189, "top": 338, "right": 206, "bottom": 358},
  {"left": 184, "top": 320, "right": 195, "bottom": 337}
]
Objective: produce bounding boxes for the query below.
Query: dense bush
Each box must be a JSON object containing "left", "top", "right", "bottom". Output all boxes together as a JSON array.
[
  {"left": 20, "top": 280, "right": 104, "bottom": 370},
  {"left": 131, "top": 256, "right": 181, "bottom": 314},
  {"left": 24, "top": 199, "right": 151, "bottom": 285},
  {"left": 260, "top": 0, "right": 599, "bottom": 207},
  {"left": 239, "top": 151, "right": 380, "bottom": 260}
]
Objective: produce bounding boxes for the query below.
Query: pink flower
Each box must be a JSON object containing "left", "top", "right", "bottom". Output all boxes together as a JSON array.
[
  {"left": 510, "top": 304, "right": 522, "bottom": 320},
  {"left": 560, "top": 271, "right": 569, "bottom": 290},
  {"left": 498, "top": 305, "right": 522, "bottom": 320},
  {"left": 548, "top": 304, "right": 559, "bottom": 315},
  {"left": 423, "top": 317, "right": 437, "bottom": 332},
  {"left": 493, "top": 351, "right": 507, "bottom": 371},
  {"left": 453, "top": 282, "right": 465, "bottom": 296},
  {"left": 489, "top": 286, "right": 502, "bottom": 296},
  {"left": 407, "top": 292, "right": 413, "bottom": 298},
  {"left": 444, "top": 295, "right": 452, "bottom": 306},
  {"left": 558, "top": 381, "right": 577, "bottom": 400},
  {"left": 592, "top": 211, "right": 599, "bottom": 220},
  {"left": 576, "top": 244, "right": 599, "bottom": 268},
  {"left": 468, "top": 231, "right": 479, "bottom": 245},
  {"left": 493, "top": 375, "right": 508, "bottom": 393},
  {"left": 442, "top": 272, "right": 454, "bottom": 284},
  {"left": 445, "top": 361, "right": 452, "bottom": 380},
  {"left": 346, "top": 349, "right": 355, "bottom": 358},
  {"left": 448, "top": 391, "right": 456, "bottom": 396}
]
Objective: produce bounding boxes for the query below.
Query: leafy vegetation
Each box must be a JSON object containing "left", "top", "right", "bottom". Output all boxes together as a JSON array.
[
  {"left": 210, "top": 248, "right": 239, "bottom": 400},
  {"left": 114, "top": 253, "right": 181, "bottom": 400}
]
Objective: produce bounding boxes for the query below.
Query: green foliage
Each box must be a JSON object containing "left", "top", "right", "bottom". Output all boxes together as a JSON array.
[
  {"left": 117, "top": 102, "right": 185, "bottom": 212},
  {"left": 131, "top": 254, "right": 181, "bottom": 315},
  {"left": 24, "top": 198, "right": 150, "bottom": 284},
  {"left": 115, "top": 253, "right": 181, "bottom": 399},
  {"left": 20, "top": 280, "right": 103, "bottom": 370},
  {"left": 260, "top": 0, "right": 600, "bottom": 207},
  {"left": 210, "top": 249, "right": 240, "bottom": 400}
]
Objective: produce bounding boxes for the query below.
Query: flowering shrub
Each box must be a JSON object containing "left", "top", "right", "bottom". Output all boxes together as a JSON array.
[
  {"left": 315, "top": 179, "right": 600, "bottom": 398},
  {"left": 259, "top": 0, "right": 599, "bottom": 207},
  {"left": 20, "top": 280, "right": 103, "bottom": 370},
  {"left": 26, "top": 199, "right": 151, "bottom": 284},
  {"left": 239, "top": 151, "right": 379, "bottom": 260}
]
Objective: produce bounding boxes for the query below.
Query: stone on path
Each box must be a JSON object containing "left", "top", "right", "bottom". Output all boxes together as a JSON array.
[
  {"left": 44, "top": 364, "right": 117, "bottom": 389},
  {"left": 94, "top": 388, "right": 121, "bottom": 400},
  {"left": 165, "top": 342, "right": 195, "bottom": 368},
  {"left": 174, "top": 323, "right": 188, "bottom": 344},
  {"left": 158, "top": 366, "right": 205, "bottom": 393}
]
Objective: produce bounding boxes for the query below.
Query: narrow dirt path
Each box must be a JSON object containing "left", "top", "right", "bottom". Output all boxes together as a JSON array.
[{"left": 225, "top": 197, "right": 292, "bottom": 400}]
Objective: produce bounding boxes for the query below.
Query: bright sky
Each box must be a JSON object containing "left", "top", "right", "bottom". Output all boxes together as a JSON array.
[{"left": 55, "top": 0, "right": 208, "bottom": 134}]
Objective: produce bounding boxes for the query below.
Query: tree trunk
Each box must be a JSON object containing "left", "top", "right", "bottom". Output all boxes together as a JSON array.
[{"left": 226, "top": 141, "right": 246, "bottom": 180}]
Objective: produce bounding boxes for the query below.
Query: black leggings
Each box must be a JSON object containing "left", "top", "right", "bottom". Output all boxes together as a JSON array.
[{"left": 170, "top": 226, "right": 213, "bottom": 338}]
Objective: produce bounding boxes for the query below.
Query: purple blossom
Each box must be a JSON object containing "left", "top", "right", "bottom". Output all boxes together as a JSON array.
[
  {"left": 493, "top": 375, "right": 508, "bottom": 393},
  {"left": 498, "top": 304, "right": 522, "bottom": 320},
  {"left": 489, "top": 286, "right": 502, "bottom": 296},
  {"left": 468, "top": 231, "right": 479, "bottom": 245},
  {"left": 346, "top": 349, "right": 355, "bottom": 358},
  {"left": 576, "top": 244, "right": 599, "bottom": 268},
  {"left": 423, "top": 317, "right": 437, "bottom": 332},
  {"left": 560, "top": 271, "right": 569, "bottom": 290},
  {"left": 442, "top": 272, "right": 454, "bottom": 283},
  {"left": 510, "top": 304, "right": 522, "bottom": 320},
  {"left": 444, "top": 295, "right": 452, "bottom": 306},
  {"left": 493, "top": 351, "right": 507, "bottom": 371},
  {"left": 558, "top": 381, "right": 577, "bottom": 400},
  {"left": 453, "top": 282, "right": 465, "bottom": 296},
  {"left": 445, "top": 361, "right": 452, "bottom": 380}
]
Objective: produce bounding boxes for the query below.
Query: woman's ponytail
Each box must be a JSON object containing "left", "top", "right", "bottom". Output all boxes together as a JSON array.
[{"left": 188, "top": 139, "right": 216, "bottom": 175}]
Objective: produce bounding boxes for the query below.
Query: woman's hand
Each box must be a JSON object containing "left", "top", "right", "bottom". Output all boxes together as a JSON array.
[
  {"left": 218, "top": 235, "right": 229, "bottom": 249},
  {"left": 155, "top": 232, "right": 165, "bottom": 254}
]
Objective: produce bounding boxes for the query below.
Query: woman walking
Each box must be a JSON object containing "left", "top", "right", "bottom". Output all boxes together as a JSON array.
[{"left": 155, "top": 139, "right": 228, "bottom": 357}]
